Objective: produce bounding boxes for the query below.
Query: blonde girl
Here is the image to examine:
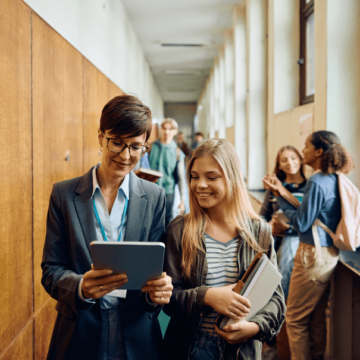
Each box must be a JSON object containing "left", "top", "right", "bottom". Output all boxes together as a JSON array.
[{"left": 163, "top": 139, "right": 286, "bottom": 360}]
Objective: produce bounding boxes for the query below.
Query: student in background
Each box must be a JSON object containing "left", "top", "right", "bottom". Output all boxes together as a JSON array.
[
  {"left": 41, "top": 95, "right": 173, "bottom": 360},
  {"left": 263, "top": 131, "right": 353, "bottom": 360},
  {"left": 260, "top": 146, "right": 306, "bottom": 360},
  {"left": 260, "top": 146, "right": 306, "bottom": 297},
  {"left": 177, "top": 131, "right": 191, "bottom": 158},
  {"left": 176, "top": 131, "right": 191, "bottom": 215},
  {"left": 163, "top": 139, "right": 286, "bottom": 360},
  {"left": 191, "top": 131, "right": 204, "bottom": 151},
  {"left": 132, "top": 150, "right": 151, "bottom": 171},
  {"left": 149, "top": 118, "right": 186, "bottom": 227}
]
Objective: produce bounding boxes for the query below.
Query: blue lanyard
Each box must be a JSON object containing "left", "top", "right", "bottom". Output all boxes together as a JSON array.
[{"left": 93, "top": 196, "right": 128, "bottom": 242}]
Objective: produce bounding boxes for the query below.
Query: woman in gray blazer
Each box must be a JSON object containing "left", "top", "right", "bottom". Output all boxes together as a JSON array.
[{"left": 41, "top": 95, "right": 173, "bottom": 360}]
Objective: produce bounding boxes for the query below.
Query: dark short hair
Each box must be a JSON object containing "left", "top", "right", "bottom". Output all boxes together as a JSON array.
[
  {"left": 100, "top": 95, "right": 152, "bottom": 142},
  {"left": 195, "top": 132, "right": 204, "bottom": 137},
  {"left": 311, "top": 131, "right": 353, "bottom": 174}
]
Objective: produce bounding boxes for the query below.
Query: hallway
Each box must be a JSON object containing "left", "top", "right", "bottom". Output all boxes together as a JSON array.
[{"left": 0, "top": 1, "right": 359, "bottom": 359}]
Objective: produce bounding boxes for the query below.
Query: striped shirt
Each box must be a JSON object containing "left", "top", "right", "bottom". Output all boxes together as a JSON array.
[{"left": 199, "top": 234, "right": 240, "bottom": 335}]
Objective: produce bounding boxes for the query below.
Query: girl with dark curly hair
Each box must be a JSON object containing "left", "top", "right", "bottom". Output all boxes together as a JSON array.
[{"left": 263, "top": 130, "right": 353, "bottom": 360}]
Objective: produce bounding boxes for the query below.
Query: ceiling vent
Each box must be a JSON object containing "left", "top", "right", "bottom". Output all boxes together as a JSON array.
[
  {"left": 161, "top": 43, "right": 204, "bottom": 47},
  {"left": 168, "top": 88, "right": 197, "bottom": 93},
  {"left": 165, "top": 70, "right": 202, "bottom": 76}
]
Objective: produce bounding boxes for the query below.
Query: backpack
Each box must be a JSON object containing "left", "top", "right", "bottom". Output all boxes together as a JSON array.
[
  {"left": 258, "top": 220, "right": 272, "bottom": 253},
  {"left": 312, "top": 173, "right": 360, "bottom": 257}
]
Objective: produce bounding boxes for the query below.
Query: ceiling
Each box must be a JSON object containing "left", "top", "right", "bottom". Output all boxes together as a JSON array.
[{"left": 121, "top": 0, "right": 243, "bottom": 103}]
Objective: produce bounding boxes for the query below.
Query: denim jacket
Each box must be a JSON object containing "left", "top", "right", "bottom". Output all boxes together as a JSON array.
[{"left": 162, "top": 216, "right": 286, "bottom": 360}]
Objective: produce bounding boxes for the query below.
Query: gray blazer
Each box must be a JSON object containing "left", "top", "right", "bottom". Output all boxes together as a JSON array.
[{"left": 41, "top": 168, "right": 166, "bottom": 360}]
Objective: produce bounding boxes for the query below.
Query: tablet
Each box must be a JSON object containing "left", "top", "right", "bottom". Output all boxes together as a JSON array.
[{"left": 90, "top": 241, "right": 165, "bottom": 290}]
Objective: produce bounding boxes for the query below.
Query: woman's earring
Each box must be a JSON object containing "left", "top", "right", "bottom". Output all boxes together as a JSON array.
[{"left": 98, "top": 147, "right": 102, "bottom": 156}]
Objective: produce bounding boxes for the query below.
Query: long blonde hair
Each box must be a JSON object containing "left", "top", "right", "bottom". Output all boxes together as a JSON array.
[{"left": 181, "top": 138, "right": 262, "bottom": 278}]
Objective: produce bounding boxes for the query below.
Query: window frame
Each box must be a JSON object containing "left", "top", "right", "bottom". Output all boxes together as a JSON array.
[{"left": 299, "top": 0, "right": 315, "bottom": 105}]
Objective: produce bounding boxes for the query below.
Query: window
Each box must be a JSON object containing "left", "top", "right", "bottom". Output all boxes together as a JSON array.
[{"left": 299, "top": 0, "right": 314, "bottom": 105}]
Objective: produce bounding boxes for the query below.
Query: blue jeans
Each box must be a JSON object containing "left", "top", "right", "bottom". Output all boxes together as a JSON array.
[
  {"left": 189, "top": 331, "right": 225, "bottom": 360},
  {"left": 277, "top": 235, "right": 300, "bottom": 299},
  {"left": 165, "top": 193, "right": 175, "bottom": 228}
]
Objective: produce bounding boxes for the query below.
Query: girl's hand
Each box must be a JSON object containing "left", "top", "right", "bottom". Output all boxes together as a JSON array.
[
  {"left": 204, "top": 284, "right": 251, "bottom": 320},
  {"left": 141, "top": 272, "right": 173, "bottom": 305},
  {"left": 262, "top": 174, "right": 281, "bottom": 197},
  {"left": 270, "top": 216, "right": 290, "bottom": 237},
  {"left": 215, "top": 321, "right": 260, "bottom": 344}
]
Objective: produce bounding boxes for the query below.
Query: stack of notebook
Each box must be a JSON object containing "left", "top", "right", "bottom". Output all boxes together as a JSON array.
[{"left": 217, "top": 252, "right": 282, "bottom": 329}]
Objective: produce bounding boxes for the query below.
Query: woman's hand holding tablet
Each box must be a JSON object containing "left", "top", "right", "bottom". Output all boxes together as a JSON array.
[
  {"left": 82, "top": 265, "right": 129, "bottom": 299},
  {"left": 89, "top": 241, "right": 173, "bottom": 304}
]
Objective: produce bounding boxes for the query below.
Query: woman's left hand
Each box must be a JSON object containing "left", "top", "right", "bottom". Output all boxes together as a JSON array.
[
  {"left": 141, "top": 272, "right": 173, "bottom": 305},
  {"left": 214, "top": 321, "right": 260, "bottom": 344}
]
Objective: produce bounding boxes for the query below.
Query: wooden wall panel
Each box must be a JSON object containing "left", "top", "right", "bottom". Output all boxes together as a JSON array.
[
  {"left": 226, "top": 126, "right": 235, "bottom": 146},
  {"left": 64, "top": 40, "right": 84, "bottom": 179},
  {"left": 34, "top": 298, "right": 57, "bottom": 360},
  {"left": 0, "top": 0, "right": 33, "bottom": 353},
  {"left": 33, "top": 13, "right": 66, "bottom": 312},
  {"left": 33, "top": 13, "right": 84, "bottom": 311},
  {"left": 108, "top": 79, "right": 124, "bottom": 100},
  {"left": 83, "top": 59, "right": 115, "bottom": 171},
  {"left": 0, "top": 321, "right": 33, "bottom": 360},
  {"left": 249, "top": 193, "right": 262, "bottom": 214},
  {"left": 269, "top": 103, "right": 314, "bottom": 172},
  {"left": 1, "top": 1, "right": 128, "bottom": 358}
]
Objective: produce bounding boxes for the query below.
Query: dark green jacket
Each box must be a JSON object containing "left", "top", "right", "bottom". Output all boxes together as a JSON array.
[{"left": 163, "top": 216, "right": 286, "bottom": 360}]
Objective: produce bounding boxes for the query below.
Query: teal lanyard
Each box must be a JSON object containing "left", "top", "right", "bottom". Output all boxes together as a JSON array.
[{"left": 93, "top": 196, "right": 128, "bottom": 242}]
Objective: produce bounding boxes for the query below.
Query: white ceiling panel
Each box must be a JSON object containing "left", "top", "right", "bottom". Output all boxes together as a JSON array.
[{"left": 121, "top": 0, "right": 244, "bottom": 102}]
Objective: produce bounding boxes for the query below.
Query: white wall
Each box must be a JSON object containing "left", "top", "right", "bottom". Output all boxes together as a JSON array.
[
  {"left": 218, "top": 49, "right": 226, "bottom": 138},
  {"left": 246, "top": 0, "right": 267, "bottom": 189},
  {"left": 196, "top": 1, "right": 267, "bottom": 188},
  {"left": 24, "top": 0, "right": 164, "bottom": 120},
  {"left": 213, "top": 59, "right": 220, "bottom": 136},
  {"left": 164, "top": 102, "right": 196, "bottom": 146},
  {"left": 327, "top": 0, "right": 360, "bottom": 186},
  {"left": 224, "top": 33, "right": 235, "bottom": 129},
  {"left": 273, "top": 0, "right": 299, "bottom": 114},
  {"left": 234, "top": 6, "right": 248, "bottom": 179}
]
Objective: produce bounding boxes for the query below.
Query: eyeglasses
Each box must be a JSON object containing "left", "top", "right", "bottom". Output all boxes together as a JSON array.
[{"left": 102, "top": 133, "right": 149, "bottom": 157}]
